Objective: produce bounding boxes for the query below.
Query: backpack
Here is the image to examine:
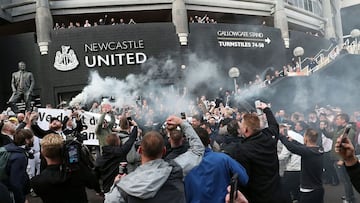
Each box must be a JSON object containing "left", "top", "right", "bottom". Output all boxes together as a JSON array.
[{"left": 0, "top": 147, "right": 11, "bottom": 181}]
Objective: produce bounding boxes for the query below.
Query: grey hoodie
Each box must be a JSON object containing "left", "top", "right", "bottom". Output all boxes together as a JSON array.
[{"left": 105, "top": 121, "right": 204, "bottom": 203}]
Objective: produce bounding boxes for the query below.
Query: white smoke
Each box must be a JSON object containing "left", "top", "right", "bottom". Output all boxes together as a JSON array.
[
  {"left": 183, "top": 54, "right": 225, "bottom": 89},
  {"left": 69, "top": 71, "right": 139, "bottom": 107},
  {"left": 69, "top": 54, "right": 202, "bottom": 114},
  {"left": 69, "top": 53, "right": 268, "bottom": 114}
]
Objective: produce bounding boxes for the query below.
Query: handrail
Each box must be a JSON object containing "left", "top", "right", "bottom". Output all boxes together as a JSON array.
[
  {"left": 300, "top": 42, "right": 334, "bottom": 66},
  {"left": 280, "top": 36, "right": 359, "bottom": 77}
]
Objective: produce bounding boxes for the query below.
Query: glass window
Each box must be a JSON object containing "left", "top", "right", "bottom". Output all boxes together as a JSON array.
[
  {"left": 285, "top": 0, "right": 322, "bottom": 15},
  {"left": 298, "top": 0, "right": 304, "bottom": 9},
  {"left": 309, "top": 0, "right": 313, "bottom": 12}
]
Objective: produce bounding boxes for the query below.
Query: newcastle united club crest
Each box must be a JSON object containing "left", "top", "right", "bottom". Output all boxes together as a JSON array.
[{"left": 54, "top": 45, "right": 79, "bottom": 71}]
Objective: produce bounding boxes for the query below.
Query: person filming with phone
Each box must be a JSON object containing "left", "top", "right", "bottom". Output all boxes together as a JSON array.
[
  {"left": 331, "top": 113, "right": 356, "bottom": 202},
  {"left": 335, "top": 129, "right": 360, "bottom": 193}
]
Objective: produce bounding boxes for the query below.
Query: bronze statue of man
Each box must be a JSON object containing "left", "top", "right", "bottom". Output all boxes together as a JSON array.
[{"left": 8, "top": 61, "right": 35, "bottom": 113}]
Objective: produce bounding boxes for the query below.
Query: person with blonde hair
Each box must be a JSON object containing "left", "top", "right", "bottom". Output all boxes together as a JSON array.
[{"left": 31, "top": 133, "right": 102, "bottom": 202}]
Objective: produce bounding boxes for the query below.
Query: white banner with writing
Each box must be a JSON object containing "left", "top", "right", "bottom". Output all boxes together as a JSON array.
[{"left": 36, "top": 108, "right": 118, "bottom": 146}]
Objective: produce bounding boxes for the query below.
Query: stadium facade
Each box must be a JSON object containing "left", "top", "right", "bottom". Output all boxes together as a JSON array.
[{"left": 0, "top": 0, "right": 358, "bottom": 110}]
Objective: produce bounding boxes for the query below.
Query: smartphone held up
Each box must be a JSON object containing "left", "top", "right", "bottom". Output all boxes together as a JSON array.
[{"left": 341, "top": 124, "right": 352, "bottom": 144}]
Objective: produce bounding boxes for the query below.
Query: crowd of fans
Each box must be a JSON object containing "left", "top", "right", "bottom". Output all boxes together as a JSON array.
[
  {"left": 1, "top": 82, "right": 360, "bottom": 202},
  {"left": 189, "top": 14, "right": 217, "bottom": 24},
  {"left": 54, "top": 15, "right": 136, "bottom": 30},
  {"left": 305, "top": 31, "right": 322, "bottom": 37},
  {"left": 54, "top": 13, "right": 219, "bottom": 29}
]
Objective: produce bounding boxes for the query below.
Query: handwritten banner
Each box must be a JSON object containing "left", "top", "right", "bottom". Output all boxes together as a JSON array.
[{"left": 36, "top": 108, "right": 119, "bottom": 146}]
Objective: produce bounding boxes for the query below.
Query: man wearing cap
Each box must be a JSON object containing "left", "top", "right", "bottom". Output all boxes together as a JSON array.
[
  {"left": 7, "top": 61, "right": 35, "bottom": 113},
  {"left": 8, "top": 117, "right": 19, "bottom": 126}
]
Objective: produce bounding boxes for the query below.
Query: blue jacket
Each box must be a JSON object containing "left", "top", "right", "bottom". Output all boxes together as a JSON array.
[
  {"left": 184, "top": 148, "right": 248, "bottom": 203},
  {"left": 3, "top": 143, "right": 29, "bottom": 203}
]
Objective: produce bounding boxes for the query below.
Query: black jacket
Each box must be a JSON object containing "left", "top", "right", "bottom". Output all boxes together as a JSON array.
[
  {"left": 3, "top": 143, "right": 30, "bottom": 203},
  {"left": 95, "top": 126, "right": 137, "bottom": 193},
  {"left": 0, "top": 182, "right": 12, "bottom": 203},
  {"left": 164, "top": 143, "right": 189, "bottom": 160},
  {"left": 280, "top": 137, "right": 323, "bottom": 190},
  {"left": 0, "top": 133, "right": 12, "bottom": 147},
  {"left": 346, "top": 161, "right": 360, "bottom": 193},
  {"left": 31, "top": 123, "right": 58, "bottom": 139},
  {"left": 31, "top": 163, "right": 101, "bottom": 203},
  {"left": 228, "top": 108, "right": 286, "bottom": 203}
]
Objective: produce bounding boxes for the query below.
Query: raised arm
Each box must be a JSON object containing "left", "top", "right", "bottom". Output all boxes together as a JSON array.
[
  {"left": 279, "top": 136, "right": 308, "bottom": 156},
  {"left": 95, "top": 113, "right": 106, "bottom": 134},
  {"left": 112, "top": 125, "right": 138, "bottom": 156},
  {"left": 256, "top": 102, "right": 278, "bottom": 137},
  {"left": 28, "top": 112, "right": 48, "bottom": 138},
  {"left": 264, "top": 108, "right": 278, "bottom": 136},
  {"left": 166, "top": 115, "right": 205, "bottom": 176}
]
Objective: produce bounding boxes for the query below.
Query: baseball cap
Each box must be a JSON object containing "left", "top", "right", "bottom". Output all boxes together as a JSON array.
[{"left": 8, "top": 117, "right": 18, "bottom": 123}]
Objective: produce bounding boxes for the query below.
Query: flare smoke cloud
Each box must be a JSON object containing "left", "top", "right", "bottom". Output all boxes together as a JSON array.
[{"left": 69, "top": 53, "right": 269, "bottom": 113}]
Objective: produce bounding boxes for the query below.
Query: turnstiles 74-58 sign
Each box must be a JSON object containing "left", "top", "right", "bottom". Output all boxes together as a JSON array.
[{"left": 217, "top": 30, "right": 271, "bottom": 48}]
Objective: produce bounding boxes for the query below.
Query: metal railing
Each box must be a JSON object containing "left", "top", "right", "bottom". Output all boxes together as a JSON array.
[
  {"left": 276, "top": 33, "right": 360, "bottom": 78},
  {"left": 300, "top": 37, "right": 360, "bottom": 74}
]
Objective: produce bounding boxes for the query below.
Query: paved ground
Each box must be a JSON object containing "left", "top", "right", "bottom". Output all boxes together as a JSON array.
[{"left": 27, "top": 183, "right": 359, "bottom": 203}]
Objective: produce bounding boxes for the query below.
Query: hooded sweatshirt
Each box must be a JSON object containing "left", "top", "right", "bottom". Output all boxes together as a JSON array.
[
  {"left": 106, "top": 159, "right": 184, "bottom": 203},
  {"left": 105, "top": 121, "right": 204, "bottom": 203}
]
